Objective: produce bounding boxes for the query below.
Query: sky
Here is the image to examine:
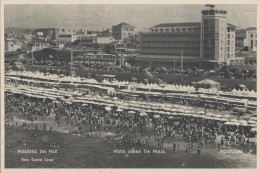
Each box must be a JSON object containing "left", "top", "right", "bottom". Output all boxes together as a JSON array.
[{"left": 4, "top": 4, "right": 257, "bottom": 32}]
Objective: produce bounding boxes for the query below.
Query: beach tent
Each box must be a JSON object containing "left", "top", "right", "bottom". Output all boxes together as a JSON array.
[{"left": 194, "top": 79, "right": 221, "bottom": 90}]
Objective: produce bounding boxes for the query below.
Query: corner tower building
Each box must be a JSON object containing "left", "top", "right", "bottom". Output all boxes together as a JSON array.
[{"left": 201, "top": 6, "right": 228, "bottom": 63}]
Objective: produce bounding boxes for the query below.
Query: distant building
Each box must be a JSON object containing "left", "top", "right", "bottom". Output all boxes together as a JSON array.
[
  {"left": 33, "top": 27, "right": 88, "bottom": 41},
  {"left": 102, "top": 28, "right": 112, "bottom": 37},
  {"left": 112, "top": 22, "right": 135, "bottom": 42},
  {"left": 235, "top": 27, "right": 257, "bottom": 51},
  {"left": 5, "top": 38, "right": 21, "bottom": 52},
  {"left": 56, "top": 34, "right": 77, "bottom": 45},
  {"left": 31, "top": 38, "right": 50, "bottom": 51},
  {"left": 55, "top": 28, "right": 88, "bottom": 39}
]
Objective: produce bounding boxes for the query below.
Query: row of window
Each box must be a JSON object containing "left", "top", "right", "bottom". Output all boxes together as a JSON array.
[
  {"left": 142, "top": 47, "right": 200, "bottom": 50},
  {"left": 142, "top": 34, "right": 201, "bottom": 38},
  {"left": 141, "top": 52, "right": 200, "bottom": 56},
  {"left": 113, "top": 28, "right": 134, "bottom": 31},
  {"left": 141, "top": 40, "right": 200, "bottom": 44},
  {"left": 152, "top": 27, "right": 201, "bottom": 33},
  {"left": 56, "top": 29, "right": 85, "bottom": 32}
]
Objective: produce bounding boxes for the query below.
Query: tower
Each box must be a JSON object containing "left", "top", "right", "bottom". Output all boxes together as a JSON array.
[{"left": 201, "top": 5, "right": 227, "bottom": 64}]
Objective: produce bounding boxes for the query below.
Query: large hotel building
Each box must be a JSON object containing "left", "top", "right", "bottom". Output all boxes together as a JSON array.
[{"left": 140, "top": 6, "right": 236, "bottom": 65}]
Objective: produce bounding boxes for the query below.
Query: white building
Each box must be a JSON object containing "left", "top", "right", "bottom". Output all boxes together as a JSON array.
[
  {"left": 236, "top": 27, "right": 257, "bottom": 51},
  {"left": 5, "top": 38, "right": 21, "bottom": 52},
  {"left": 56, "top": 34, "right": 77, "bottom": 45}
]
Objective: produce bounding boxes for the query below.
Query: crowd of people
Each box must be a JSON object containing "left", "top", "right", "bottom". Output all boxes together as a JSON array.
[{"left": 5, "top": 83, "right": 257, "bottom": 155}]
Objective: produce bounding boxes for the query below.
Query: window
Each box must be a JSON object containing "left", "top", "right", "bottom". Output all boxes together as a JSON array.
[
  {"left": 62, "top": 29, "right": 65, "bottom": 32},
  {"left": 251, "top": 34, "right": 253, "bottom": 38},
  {"left": 227, "top": 40, "right": 230, "bottom": 45},
  {"left": 57, "top": 29, "right": 59, "bottom": 32},
  {"left": 227, "top": 47, "right": 230, "bottom": 52},
  {"left": 227, "top": 34, "right": 230, "bottom": 39},
  {"left": 68, "top": 29, "right": 70, "bottom": 32}
]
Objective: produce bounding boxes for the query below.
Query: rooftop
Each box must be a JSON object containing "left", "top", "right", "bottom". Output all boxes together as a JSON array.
[
  {"left": 152, "top": 22, "right": 201, "bottom": 28},
  {"left": 113, "top": 22, "right": 135, "bottom": 28},
  {"left": 227, "top": 23, "right": 237, "bottom": 28}
]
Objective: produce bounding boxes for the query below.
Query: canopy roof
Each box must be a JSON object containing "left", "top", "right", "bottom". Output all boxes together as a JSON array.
[{"left": 196, "top": 79, "right": 220, "bottom": 85}]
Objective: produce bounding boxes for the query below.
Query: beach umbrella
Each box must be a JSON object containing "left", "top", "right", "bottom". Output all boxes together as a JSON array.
[
  {"left": 116, "top": 108, "right": 123, "bottom": 112},
  {"left": 140, "top": 112, "right": 148, "bottom": 117},
  {"left": 248, "top": 124, "right": 257, "bottom": 127},
  {"left": 82, "top": 103, "right": 88, "bottom": 106},
  {"left": 169, "top": 108, "right": 177, "bottom": 112},
  {"left": 177, "top": 109, "right": 184, "bottom": 113},
  {"left": 213, "top": 114, "right": 222, "bottom": 118},
  {"left": 247, "top": 120, "right": 256, "bottom": 124},
  {"left": 105, "top": 106, "right": 112, "bottom": 111},
  {"left": 197, "top": 111, "right": 205, "bottom": 115},
  {"left": 128, "top": 111, "right": 136, "bottom": 114},
  {"left": 224, "top": 122, "right": 240, "bottom": 126},
  {"left": 153, "top": 114, "right": 160, "bottom": 119},
  {"left": 206, "top": 112, "right": 214, "bottom": 117},
  {"left": 230, "top": 119, "right": 238, "bottom": 122},
  {"left": 250, "top": 117, "right": 257, "bottom": 121},
  {"left": 223, "top": 114, "right": 231, "bottom": 118},
  {"left": 217, "top": 118, "right": 228, "bottom": 122},
  {"left": 145, "top": 109, "right": 153, "bottom": 113},
  {"left": 238, "top": 120, "right": 247, "bottom": 124},
  {"left": 239, "top": 123, "right": 249, "bottom": 126},
  {"left": 184, "top": 110, "right": 192, "bottom": 114},
  {"left": 168, "top": 116, "right": 174, "bottom": 120}
]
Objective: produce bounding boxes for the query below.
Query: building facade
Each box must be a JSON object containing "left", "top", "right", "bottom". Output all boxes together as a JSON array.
[
  {"left": 226, "top": 24, "right": 236, "bottom": 59},
  {"left": 235, "top": 27, "right": 257, "bottom": 51},
  {"left": 140, "top": 23, "right": 201, "bottom": 58},
  {"left": 112, "top": 22, "right": 135, "bottom": 42},
  {"left": 56, "top": 34, "right": 77, "bottom": 45},
  {"left": 201, "top": 8, "right": 232, "bottom": 63},
  {"left": 140, "top": 6, "right": 237, "bottom": 65}
]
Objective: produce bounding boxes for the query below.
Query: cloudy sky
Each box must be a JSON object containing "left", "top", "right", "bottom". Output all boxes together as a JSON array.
[{"left": 4, "top": 4, "right": 257, "bottom": 31}]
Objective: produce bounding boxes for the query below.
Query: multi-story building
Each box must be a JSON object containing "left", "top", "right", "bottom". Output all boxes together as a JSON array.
[
  {"left": 140, "top": 6, "right": 237, "bottom": 65},
  {"left": 201, "top": 8, "right": 236, "bottom": 63},
  {"left": 141, "top": 22, "right": 201, "bottom": 58},
  {"left": 31, "top": 39, "right": 50, "bottom": 51},
  {"left": 112, "top": 22, "right": 135, "bottom": 42},
  {"left": 235, "top": 27, "right": 257, "bottom": 51},
  {"left": 226, "top": 24, "right": 236, "bottom": 59}
]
